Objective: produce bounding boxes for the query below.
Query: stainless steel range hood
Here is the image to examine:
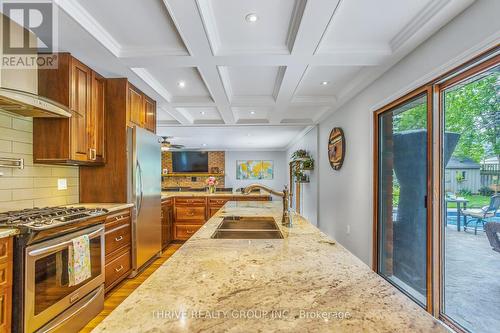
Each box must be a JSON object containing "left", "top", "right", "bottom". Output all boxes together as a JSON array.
[
  {"left": 0, "top": 87, "right": 71, "bottom": 117},
  {"left": 0, "top": 14, "right": 71, "bottom": 118}
]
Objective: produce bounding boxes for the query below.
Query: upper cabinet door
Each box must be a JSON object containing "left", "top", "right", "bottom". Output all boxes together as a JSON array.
[
  {"left": 128, "top": 85, "right": 144, "bottom": 127},
  {"left": 90, "top": 71, "right": 106, "bottom": 163},
  {"left": 144, "top": 96, "right": 156, "bottom": 133},
  {"left": 70, "top": 58, "right": 91, "bottom": 162}
]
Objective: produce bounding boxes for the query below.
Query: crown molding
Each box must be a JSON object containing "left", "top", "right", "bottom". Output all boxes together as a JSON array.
[
  {"left": 54, "top": 0, "right": 121, "bottom": 56},
  {"left": 390, "top": 0, "right": 451, "bottom": 52}
]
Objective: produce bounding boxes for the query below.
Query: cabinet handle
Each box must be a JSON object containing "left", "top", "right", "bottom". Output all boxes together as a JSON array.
[
  {"left": 89, "top": 148, "right": 96, "bottom": 161},
  {"left": 115, "top": 236, "right": 123, "bottom": 242},
  {"left": 114, "top": 265, "right": 124, "bottom": 273},
  {"left": 186, "top": 230, "right": 194, "bottom": 234}
]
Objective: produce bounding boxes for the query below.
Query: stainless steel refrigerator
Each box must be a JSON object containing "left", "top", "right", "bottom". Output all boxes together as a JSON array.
[{"left": 127, "top": 126, "right": 162, "bottom": 275}]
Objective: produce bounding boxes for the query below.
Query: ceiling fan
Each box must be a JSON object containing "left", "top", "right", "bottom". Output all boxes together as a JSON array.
[{"left": 160, "top": 136, "right": 185, "bottom": 151}]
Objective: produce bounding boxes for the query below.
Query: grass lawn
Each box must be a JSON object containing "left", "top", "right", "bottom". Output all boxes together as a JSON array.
[{"left": 447, "top": 194, "right": 492, "bottom": 208}]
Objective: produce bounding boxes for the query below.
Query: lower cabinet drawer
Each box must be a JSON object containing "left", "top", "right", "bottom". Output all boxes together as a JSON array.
[
  {"left": 174, "top": 224, "right": 201, "bottom": 240},
  {"left": 175, "top": 206, "right": 206, "bottom": 223},
  {"left": 0, "top": 286, "right": 12, "bottom": 333},
  {"left": 105, "top": 248, "right": 131, "bottom": 291},
  {"left": 105, "top": 223, "right": 131, "bottom": 256}
]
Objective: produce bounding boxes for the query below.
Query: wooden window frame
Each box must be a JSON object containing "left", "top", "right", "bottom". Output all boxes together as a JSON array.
[
  {"left": 372, "top": 85, "right": 434, "bottom": 310},
  {"left": 373, "top": 46, "right": 499, "bottom": 331}
]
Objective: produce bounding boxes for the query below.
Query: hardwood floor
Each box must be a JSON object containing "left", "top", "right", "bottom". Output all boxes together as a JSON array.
[{"left": 80, "top": 242, "right": 183, "bottom": 332}]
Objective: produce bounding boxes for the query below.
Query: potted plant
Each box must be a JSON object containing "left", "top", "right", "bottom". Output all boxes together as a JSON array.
[
  {"left": 206, "top": 176, "right": 218, "bottom": 194},
  {"left": 291, "top": 149, "right": 308, "bottom": 161},
  {"left": 302, "top": 157, "right": 314, "bottom": 170}
]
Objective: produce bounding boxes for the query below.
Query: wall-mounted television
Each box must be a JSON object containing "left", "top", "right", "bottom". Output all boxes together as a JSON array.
[{"left": 172, "top": 151, "right": 209, "bottom": 173}]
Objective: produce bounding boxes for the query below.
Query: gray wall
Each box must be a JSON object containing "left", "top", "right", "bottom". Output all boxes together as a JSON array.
[
  {"left": 286, "top": 126, "right": 319, "bottom": 226},
  {"left": 225, "top": 151, "right": 287, "bottom": 195},
  {"left": 316, "top": 0, "right": 500, "bottom": 265}
]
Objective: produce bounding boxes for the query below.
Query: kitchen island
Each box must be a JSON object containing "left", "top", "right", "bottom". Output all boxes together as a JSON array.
[{"left": 93, "top": 201, "right": 449, "bottom": 332}]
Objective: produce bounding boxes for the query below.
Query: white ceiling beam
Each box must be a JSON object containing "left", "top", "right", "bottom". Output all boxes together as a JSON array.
[
  {"left": 162, "top": 0, "right": 235, "bottom": 124},
  {"left": 271, "top": 0, "right": 342, "bottom": 124}
]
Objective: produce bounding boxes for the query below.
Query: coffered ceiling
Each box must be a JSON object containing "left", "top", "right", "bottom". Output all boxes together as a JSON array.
[{"left": 50, "top": 0, "right": 473, "bottom": 149}]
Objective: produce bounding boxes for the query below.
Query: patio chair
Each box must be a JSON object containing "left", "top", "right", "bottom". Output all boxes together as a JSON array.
[
  {"left": 485, "top": 222, "right": 500, "bottom": 253},
  {"left": 462, "top": 194, "right": 500, "bottom": 235}
]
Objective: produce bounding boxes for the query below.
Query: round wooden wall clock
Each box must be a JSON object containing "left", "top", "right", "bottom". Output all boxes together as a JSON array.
[{"left": 328, "top": 127, "right": 345, "bottom": 170}]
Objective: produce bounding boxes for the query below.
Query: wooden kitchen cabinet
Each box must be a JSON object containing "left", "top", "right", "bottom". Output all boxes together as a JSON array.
[
  {"left": 128, "top": 84, "right": 144, "bottom": 127},
  {"left": 104, "top": 209, "right": 132, "bottom": 293},
  {"left": 0, "top": 237, "right": 12, "bottom": 333},
  {"left": 161, "top": 199, "right": 173, "bottom": 249},
  {"left": 144, "top": 95, "right": 156, "bottom": 133},
  {"left": 208, "top": 197, "right": 231, "bottom": 218},
  {"left": 126, "top": 81, "right": 156, "bottom": 133},
  {"left": 170, "top": 195, "right": 272, "bottom": 241},
  {"left": 80, "top": 78, "right": 158, "bottom": 203},
  {"left": 34, "top": 53, "right": 105, "bottom": 165}
]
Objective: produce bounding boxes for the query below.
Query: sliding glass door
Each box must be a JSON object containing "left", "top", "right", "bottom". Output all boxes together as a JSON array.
[
  {"left": 439, "top": 58, "right": 499, "bottom": 333},
  {"left": 375, "top": 49, "right": 499, "bottom": 332},
  {"left": 375, "top": 89, "right": 431, "bottom": 307}
]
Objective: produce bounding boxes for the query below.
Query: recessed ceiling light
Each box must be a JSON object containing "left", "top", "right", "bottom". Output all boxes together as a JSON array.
[
  {"left": 246, "top": 133, "right": 251, "bottom": 137},
  {"left": 250, "top": 110, "right": 256, "bottom": 115},
  {"left": 200, "top": 111, "right": 206, "bottom": 115},
  {"left": 245, "top": 13, "right": 258, "bottom": 23},
  {"left": 177, "top": 81, "right": 186, "bottom": 88},
  {"left": 202, "top": 143, "right": 207, "bottom": 147},
  {"left": 321, "top": 81, "right": 329, "bottom": 85}
]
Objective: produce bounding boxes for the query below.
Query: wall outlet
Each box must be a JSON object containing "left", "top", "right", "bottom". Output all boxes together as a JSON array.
[
  {"left": 346, "top": 225, "right": 351, "bottom": 235},
  {"left": 57, "top": 178, "right": 67, "bottom": 190}
]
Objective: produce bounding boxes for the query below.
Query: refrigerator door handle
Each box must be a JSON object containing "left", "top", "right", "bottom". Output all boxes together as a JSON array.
[{"left": 136, "top": 161, "right": 144, "bottom": 214}]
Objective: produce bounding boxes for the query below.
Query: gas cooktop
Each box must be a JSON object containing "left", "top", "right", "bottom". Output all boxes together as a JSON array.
[{"left": 0, "top": 206, "right": 109, "bottom": 231}]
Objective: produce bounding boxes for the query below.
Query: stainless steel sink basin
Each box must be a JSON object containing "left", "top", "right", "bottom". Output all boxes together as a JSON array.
[
  {"left": 212, "top": 216, "right": 283, "bottom": 239},
  {"left": 218, "top": 216, "right": 279, "bottom": 230},
  {"left": 212, "top": 230, "right": 283, "bottom": 239}
]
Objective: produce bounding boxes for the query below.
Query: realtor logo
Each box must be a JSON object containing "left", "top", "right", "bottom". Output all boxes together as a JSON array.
[{"left": 1, "top": 0, "right": 58, "bottom": 68}]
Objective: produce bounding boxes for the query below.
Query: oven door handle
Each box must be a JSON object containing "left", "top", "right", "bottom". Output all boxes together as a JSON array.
[{"left": 27, "top": 227, "right": 104, "bottom": 257}]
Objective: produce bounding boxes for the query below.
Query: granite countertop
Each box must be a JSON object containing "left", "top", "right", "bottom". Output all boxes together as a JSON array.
[
  {"left": 68, "top": 203, "right": 134, "bottom": 213},
  {"left": 93, "top": 201, "right": 449, "bottom": 333},
  {"left": 161, "top": 190, "right": 271, "bottom": 199},
  {"left": 0, "top": 228, "right": 18, "bottom": 239}
]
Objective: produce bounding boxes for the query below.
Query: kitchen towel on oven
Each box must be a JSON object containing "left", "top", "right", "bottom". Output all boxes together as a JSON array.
[{"left": 68, "top": 234, "right": 92, "bottom": 286}]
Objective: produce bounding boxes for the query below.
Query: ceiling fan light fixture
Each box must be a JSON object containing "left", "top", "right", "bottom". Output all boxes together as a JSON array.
[{"left": 245, "top": 13, "right": 258, "bottom": 23}]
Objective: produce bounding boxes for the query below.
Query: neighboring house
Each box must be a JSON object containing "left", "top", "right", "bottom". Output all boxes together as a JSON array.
[
  {"left": 481, "top": 156, "right": 500, "bottom": 189},
  {"left": 445, "top": 157, "right": 481, "bottom": 193}
]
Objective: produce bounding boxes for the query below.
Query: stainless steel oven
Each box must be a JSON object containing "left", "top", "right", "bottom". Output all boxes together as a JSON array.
[{"left": 24, "top": 224, "right": 105, "bottom": 333}]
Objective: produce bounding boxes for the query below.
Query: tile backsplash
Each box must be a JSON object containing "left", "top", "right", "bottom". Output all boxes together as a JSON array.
[{"left": 0, "top": 111, "right": 79, "bottom": 211}]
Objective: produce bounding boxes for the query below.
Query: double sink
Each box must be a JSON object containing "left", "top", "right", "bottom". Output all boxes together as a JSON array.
[{"left": 212, "top": 216, "right": 283, "bottom": 239}]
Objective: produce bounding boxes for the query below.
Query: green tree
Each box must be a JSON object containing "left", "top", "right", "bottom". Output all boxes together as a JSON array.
[{"left": 393, "top": 66, "right": 499, "bottom": 163}]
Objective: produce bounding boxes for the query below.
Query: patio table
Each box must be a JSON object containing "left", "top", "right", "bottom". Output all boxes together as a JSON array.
[{"left": 446, "top": 197, "right": 469, "bottom": 231}]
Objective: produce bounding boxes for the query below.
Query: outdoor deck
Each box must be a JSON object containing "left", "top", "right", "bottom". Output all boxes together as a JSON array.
[{"left": 444, "top": 225, "right": 500, "bottom": 333}]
